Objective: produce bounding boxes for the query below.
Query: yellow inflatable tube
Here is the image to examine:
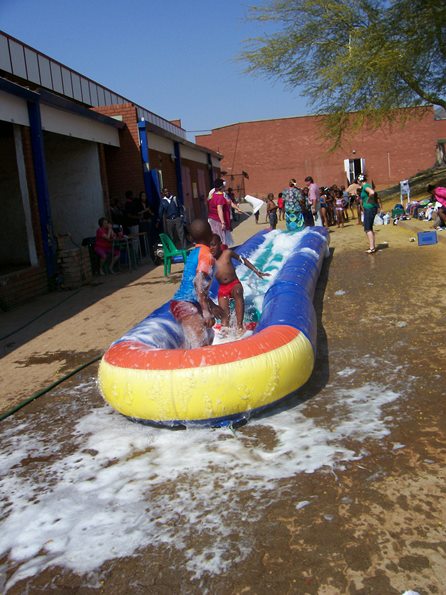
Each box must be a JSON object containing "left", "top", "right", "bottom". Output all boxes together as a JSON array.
[
  {"left": 99, "top": 326, "right": 314, "bottom": 425},
  {"left": 99, "top": 227, "right": 328, "bottom": 427}
]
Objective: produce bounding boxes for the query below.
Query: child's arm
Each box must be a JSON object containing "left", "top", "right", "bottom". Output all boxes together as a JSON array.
[
  {"left": 195, "top": 272, "right": 224, "bottom": 326},
  {"left": 230, "top": 200, "right": 243, "bottom": 213},
  {"left": 231, "top": 251, "right": 270, "bottom": 278},
  {"left": 105, "top": 224, "right": 116, "bottom": 240}
]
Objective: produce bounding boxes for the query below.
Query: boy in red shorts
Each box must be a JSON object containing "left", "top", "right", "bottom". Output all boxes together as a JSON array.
[{"left": 209, "top": 234, "right": 269, "bottom": 334}]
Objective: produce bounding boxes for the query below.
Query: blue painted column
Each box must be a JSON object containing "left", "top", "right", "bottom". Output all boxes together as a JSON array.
[
  {"left": 173, "top": 141, "right": 184, "bottom": 206},
  {"left": 137, "top": 119, "right": 155, "bottom": 207},
  {"left": 27, "top": 99, "right": 56, "bottom": 280}
]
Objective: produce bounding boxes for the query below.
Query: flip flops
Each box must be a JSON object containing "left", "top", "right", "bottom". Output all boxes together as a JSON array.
[{"left": 366, "top": 248, "right": 377, "bottom": 254}]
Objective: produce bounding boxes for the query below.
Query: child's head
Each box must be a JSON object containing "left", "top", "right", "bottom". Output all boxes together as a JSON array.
[
  {"left": 278, "top": 192, "right": 283, "bottom": 198},
  {"left": 98, "top": 217, "right": 108, "bottom": 228},
  {"left": 189, "top": 219, "right": 212, "bottom": 245},
  {"left": 209, "top": 233, "right": 223, "bottom": 258},
  {"left": 267, "top": 193, "right": 274, "bottom": 200}
]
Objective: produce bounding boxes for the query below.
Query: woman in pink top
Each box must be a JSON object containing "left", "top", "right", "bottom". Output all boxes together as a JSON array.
[
  {"left": 94, "top": 217, "right": 121, "bottom": 274},
  {"left": 208, "top": 184, "right": 227, "bottom": 242}
]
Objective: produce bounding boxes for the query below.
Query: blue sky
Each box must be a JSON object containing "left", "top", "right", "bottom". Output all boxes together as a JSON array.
[{"left": 0, "top": 0, "right": 310, "bottom": 139}]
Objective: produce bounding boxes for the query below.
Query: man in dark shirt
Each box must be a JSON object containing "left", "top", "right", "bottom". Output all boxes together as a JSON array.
[
  {"left": 123, "top": 190, "right": 141, "bottom": 234},
  {"left": 157, "top": 188, "right": 186, "bottom": 249}
]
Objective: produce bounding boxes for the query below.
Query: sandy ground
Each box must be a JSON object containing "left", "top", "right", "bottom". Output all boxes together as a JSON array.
[{"left": 1, "top": 207, "right": 445, "bottom": 594}]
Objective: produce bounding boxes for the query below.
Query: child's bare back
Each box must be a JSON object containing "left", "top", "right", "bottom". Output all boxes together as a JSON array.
[{"left": 209, "top": 234, "right": 270, "bottom": 331}]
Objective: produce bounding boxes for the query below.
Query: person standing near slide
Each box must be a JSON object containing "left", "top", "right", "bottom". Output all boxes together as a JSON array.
[
  {"left": 358, "top": 174, "right": 382, "bottom": 253},
  {"left": 283, "top": 179, "right": 305, "bottom": 231}
]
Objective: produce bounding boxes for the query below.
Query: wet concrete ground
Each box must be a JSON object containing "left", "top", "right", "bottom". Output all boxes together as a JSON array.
[{"left": 0, "top": 218, "right": 445, "bottom": 594}]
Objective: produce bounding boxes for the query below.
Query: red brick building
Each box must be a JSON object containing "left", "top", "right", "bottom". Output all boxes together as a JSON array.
[
  {"left": 196, "top": 108, "right": 446, "bottom": 197},
  {"left": 0, "top": 32, "right": 220, "bottom": 307}
]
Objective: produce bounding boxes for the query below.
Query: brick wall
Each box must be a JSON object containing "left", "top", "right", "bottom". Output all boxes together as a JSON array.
[
  {"left": 94, "top": 105, "right": 219, "bottom": 216},
  {"left": 94, "top": 103, "right": 144, "bottom": 201},
  {"left": 0, "top": 267, "right": 48, "bottom": 310},
  {"left": 197, "top": 107, "right": 443, "bottom": 195},
  {"left": 148, "top": 149, "right": 178, "bottom": 196}
]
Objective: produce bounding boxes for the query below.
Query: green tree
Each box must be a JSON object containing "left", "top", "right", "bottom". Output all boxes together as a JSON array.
[{"left": 242, "top": 0, "right": 446, "bottom": 147}]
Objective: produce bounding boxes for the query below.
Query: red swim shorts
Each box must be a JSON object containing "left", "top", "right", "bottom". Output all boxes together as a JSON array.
[
  {"left": 218, "top": 278, "right": 242, "bottom": 299},
  {"left": 170, "top": 300, "right": 202, "bottom": 321}
]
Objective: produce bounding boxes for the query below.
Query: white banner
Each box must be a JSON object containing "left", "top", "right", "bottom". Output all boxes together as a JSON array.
[{"left": 244, "top": 194, "right": 264, "bottom": 214}]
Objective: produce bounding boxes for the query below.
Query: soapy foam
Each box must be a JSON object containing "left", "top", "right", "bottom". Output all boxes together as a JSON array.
[
  {"left": 211, "top": 228, "right": 326, "bottom": 341},
  {"left": 0, "top": 363, "right": 407, "bottom": 589}
]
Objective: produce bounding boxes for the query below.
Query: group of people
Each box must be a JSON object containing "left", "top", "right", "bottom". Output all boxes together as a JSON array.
[
  {"left": 410, "top": 185, "right": 446, "bottom": 229},
  {"left": 254, "top": 174, "right": 382, "bottom": 253},
  {"left": 94, "top": 177, "right": 246, "bottom": 276},
  {"left": 94, "top": 173, "right": 446, "bottom": 352},
  {"left": 95, "top": 186, "right": 188, "bottom": 274}
]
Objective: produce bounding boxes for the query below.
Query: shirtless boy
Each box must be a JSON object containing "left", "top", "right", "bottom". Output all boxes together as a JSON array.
[
  {"left": 209, "top": 234, "right": 269, "bottom": 333},
  {"left": 170, "top": 220, "right": 222, "bottom": 349}
]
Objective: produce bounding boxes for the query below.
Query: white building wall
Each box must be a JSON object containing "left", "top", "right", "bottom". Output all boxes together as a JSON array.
[
  {"left": 211, "top": 155, "right": 221, "bottom": 168},
  {"left": 44, "top": 133, "right": 104, "bottom": 244},
  {"left": 181, "top": 144, "right": 208, "bottom": 164},
  {"left": 0, "top": 90, "right": 29, "bottom": 126},
  {"left": 149, "top": 134, "right": 174, "bottom": 154},
  {"left": 41, "top": 104, "right": 119, "bottom": 147}
]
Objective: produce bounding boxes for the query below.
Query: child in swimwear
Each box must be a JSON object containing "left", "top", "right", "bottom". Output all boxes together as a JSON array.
[
  {"left": 209, "top": 234, "right": 269, "bottom": 333},
  {"left": 170, "top": 220, "right": 223, "bottom": 349},
  {"left": 266, "top": 193, "right": 278, "bottom": 229},
  {"left": 94, "top": 217, "right": 121, "bottom": 274},
  {"left": 277, "top": 192, "right": 285, "bottom": 221},
  {"left": 334, "top": 189, "right": 345, "bottom": 228}
]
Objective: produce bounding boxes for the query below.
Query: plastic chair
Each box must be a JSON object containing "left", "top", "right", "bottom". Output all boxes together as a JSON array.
[{"left": 159, "top": 233, "right": 188, "bottom": 276}]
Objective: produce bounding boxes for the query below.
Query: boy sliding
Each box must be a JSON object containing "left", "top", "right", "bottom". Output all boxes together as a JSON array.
[
  {"left": 170, "top": 220, "right": 223, "bottom": 349},
  {"left": 209, "top": 234, "right": 269, "bottom": 333}
]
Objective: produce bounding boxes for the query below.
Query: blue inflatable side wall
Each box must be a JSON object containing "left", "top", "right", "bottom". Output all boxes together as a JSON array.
[{"left": 256, "top": 228, "right": 328, "bottom": 351}]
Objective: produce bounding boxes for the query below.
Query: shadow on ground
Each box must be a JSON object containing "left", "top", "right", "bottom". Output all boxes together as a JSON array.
[{"left": 0, "top": 260, "right": 168, "bottom": 356}]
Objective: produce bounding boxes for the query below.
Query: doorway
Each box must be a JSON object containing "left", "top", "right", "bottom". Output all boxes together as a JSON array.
[{"left": 344, "top": 158, "right": 365, "bottom": 184}]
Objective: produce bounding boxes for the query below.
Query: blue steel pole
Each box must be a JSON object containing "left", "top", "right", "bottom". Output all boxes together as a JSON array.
[
  {"left": 27, "top": 99, "right": 56, "bottom": 280},
  {"left": 137, "top": 119, "right": 155, "bottom": 208}
]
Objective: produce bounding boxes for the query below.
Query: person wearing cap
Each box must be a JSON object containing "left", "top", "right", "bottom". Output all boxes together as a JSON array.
[{"left": 358, "top": 174, "right": 382, "bottom": 253}]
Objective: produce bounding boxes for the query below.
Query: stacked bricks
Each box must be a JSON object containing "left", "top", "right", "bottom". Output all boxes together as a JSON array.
[{"left": 57, "top": 246, "right": 92, "bottom": 289}]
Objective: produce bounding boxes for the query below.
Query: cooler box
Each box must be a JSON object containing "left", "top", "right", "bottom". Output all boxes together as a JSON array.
[{"left": 417, "top": 231, "right": 437, "bottom": 246}]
